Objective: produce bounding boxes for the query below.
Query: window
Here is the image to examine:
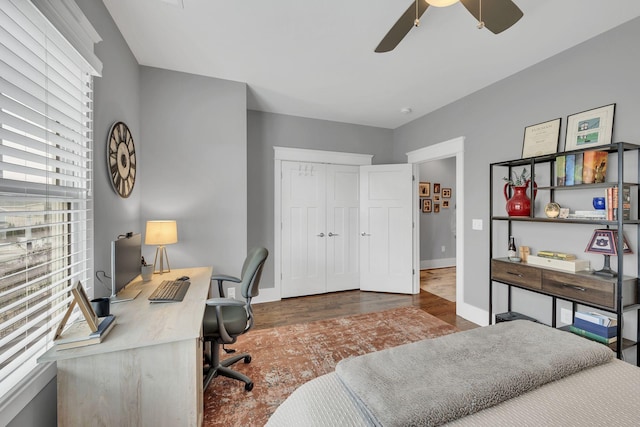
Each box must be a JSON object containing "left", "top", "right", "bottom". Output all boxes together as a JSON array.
[{"left": 0, "top": 0, "right": 99, "bottom": 398}]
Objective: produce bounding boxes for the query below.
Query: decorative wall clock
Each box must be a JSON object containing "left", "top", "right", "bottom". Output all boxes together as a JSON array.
[{"left": 107, "top": 121, "right": 136, "bottom": 198}]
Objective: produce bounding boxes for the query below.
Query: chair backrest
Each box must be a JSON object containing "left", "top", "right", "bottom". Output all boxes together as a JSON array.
[
  {"left": 240, "top": 247, "right": 268, "bottom": 301},
  {"left": 239, "top": 247, "right": 268, "bottom": 332}
]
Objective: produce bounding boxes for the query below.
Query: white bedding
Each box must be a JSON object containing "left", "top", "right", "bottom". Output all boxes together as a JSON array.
[
  {"left": 267, "top": 356, "right": 640, "bottom": 426},
  {"left": 267, "top": 359, "right": 640, "bottom": 427}
]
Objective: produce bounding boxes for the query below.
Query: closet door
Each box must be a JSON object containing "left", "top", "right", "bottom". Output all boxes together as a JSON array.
[
  {"left": 281, "top": 161, "right": 327, "bottom": 298},
  {"left": 326, "top": 165, "right": 360, "bottom": 292}
]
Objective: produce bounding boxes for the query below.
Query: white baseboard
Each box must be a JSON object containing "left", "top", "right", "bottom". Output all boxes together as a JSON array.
[
  {"left": 253, "top": 286, "right": 281, "bottom": 304},
  {"left": 420, "top": 258, "right": 456, "bottom": 270},
  {"left": 456, "top": 301, "right": 489, "bottom": 327}
]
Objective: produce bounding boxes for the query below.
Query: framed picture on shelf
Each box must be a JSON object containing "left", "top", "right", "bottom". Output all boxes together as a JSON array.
[
  {"left": 419, "top": 182, "right": 430, "bottom": 197},
  {"left": 565, "top": 104, "right": 615, "bottom": 151},
  {"left": 442, "top": 188, "right": 451, "bottom": 198},
  {"left": 434, "top": 203, "right": 440, "bottom": 213},
  {"left": 521, "top": 118, "right": 561, "bottom": 158},
  {"left": 433, "top": 183, "right": 441, "bottom": 194},
  {"left": 422, "top": 199, "right": 432, "bottom": 213},
  {"left": 443, "top": 200, "right": 450, "bottom": 208}
]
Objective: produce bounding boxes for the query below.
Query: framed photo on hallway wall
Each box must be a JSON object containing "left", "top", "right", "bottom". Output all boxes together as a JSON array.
[{"left": 419, "top": 182, "right": 430, "bottom": 197}]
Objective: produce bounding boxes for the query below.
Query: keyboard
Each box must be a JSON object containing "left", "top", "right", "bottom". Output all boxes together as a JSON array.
[{"left": 148, "top": 280, "right": 190, "bottom": 303}]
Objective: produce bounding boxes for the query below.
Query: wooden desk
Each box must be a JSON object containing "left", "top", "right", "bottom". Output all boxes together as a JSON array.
[{"left": 39, "top": 266, "right": 212, "bottom": 426}]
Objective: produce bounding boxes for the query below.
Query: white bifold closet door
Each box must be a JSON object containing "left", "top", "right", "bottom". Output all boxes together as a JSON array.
[{"left": 281, "top": 161, "right": 359, "bottom": 298}]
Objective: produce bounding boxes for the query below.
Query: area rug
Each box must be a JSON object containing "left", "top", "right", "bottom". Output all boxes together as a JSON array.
[{"left": 203, "top": 306, "right": 459, "bottom": 426}]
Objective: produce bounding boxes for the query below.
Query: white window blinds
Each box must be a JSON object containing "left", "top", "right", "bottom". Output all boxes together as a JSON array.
[{"left": 0, "top": 0, "right": 97, "bottom": 396}]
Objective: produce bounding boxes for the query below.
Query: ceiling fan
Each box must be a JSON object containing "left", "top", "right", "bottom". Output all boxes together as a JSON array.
[{"left": 375, "top": 0, "right": 523, "bottom": 53}]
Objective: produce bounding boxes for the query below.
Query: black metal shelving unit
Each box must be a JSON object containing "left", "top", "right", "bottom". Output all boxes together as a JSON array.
[{"left": 489, "top": 142, "right": 640, "bottom": 365}]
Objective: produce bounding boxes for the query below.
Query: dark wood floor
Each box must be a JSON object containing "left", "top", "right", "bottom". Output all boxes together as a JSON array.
[{"left": 253, "top": 288, "right": 478, "bottom": 332}]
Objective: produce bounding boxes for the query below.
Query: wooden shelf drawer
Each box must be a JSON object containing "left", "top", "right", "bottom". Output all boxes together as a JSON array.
[
  {"left": 542, "top": 270, "right": 637, "bottom": 310},
  {"left": 491, "top": 259, "right": 542, "bottom": 290}
]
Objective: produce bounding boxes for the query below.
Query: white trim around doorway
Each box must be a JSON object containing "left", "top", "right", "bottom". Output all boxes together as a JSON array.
[{"left": 406, "top": 136, "right": 485, "bottom": 326}]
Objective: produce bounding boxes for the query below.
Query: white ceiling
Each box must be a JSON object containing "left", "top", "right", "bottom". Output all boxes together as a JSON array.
[{"left": 102, "top": 0, "right": 640, "bottom": 129}]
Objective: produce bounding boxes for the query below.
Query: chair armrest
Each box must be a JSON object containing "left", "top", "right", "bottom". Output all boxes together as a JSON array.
[
  {"left": 211, "top": 274, "right": 241, "bottom": 297},
  {"left": 205, "top": 298, "right": 245, "bottom": 343},
  {"left": 211, "top": 274, "right": 241, "bottom": 283},
  {"left": 205, "top": 297, "right": 245, "bottom": 307}
]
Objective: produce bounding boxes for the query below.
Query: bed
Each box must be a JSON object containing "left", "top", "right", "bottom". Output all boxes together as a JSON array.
[{"left": 266, "top": 320, "right": 640, "bottom": 426}]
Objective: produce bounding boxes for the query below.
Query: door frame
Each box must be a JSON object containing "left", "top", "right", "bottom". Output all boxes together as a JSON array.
[
  {"left": 267, "top": 147, "right": 372, "bottom": 302},
  {"left": 406, "top": 136, "right": 481, "bottom": 323}
]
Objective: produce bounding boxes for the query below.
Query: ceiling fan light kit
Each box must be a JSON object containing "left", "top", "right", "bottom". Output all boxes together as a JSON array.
[
  {"left": 427, "top": 0, "right": 459, "bottom": 7},
  {"left": 375, "top": 0, "right": 523, "bottom": 53}
]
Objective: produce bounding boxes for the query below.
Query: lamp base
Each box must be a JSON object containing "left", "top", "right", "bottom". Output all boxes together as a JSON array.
[
  {"left": 592, "top": 268, "right": 617, "bottom": 278},
  {"left": 153, "top": 245, "right": 171, "bottom": 274},
  {"left": 592, "top": 254, "right": 617, "bottom": 277}
]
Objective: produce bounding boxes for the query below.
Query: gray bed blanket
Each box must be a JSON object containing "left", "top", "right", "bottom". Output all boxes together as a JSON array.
[{"left": 335, "top": 320, "right": 613, "bottom": 427}]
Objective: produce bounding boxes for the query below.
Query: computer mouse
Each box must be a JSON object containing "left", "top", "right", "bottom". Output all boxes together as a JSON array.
[{"left": 177, "top": 276, "right": 190, "bottom": 281}]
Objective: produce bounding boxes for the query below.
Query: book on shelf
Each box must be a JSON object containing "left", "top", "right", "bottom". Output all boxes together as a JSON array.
[
  {"left": 573, "top": 318, "right": 617, "bottom": 338},
  {"left": 606, "top": 186, "right": 631, "bottom": 220},
  {"left": 569, "top": 325, "right": 617, "bottom": 344},
  {"left": 573, "top": 152, "right": 583, "bottom": 185},
  {"left": 565, "top": 154, "right": 575, "bottom": 186},
  {"left": 556, "top": 155, "right": 566, "bottom": 186},
  {"left": 54, "top": 315, "right": 116, "bottom": 350},
  {"left": 582, "top": 151, "right": 607, "bottom": 184},
  {"left": 574, "top": 311, "right": 616, "bottom": 326}
]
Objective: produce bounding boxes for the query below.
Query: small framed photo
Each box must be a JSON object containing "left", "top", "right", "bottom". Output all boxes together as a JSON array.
[
  {"left": 419, "top": 182, "right": 430, "bottom": 197},
  {"left": 434, "top": 195, "right": 440, "bottom": 201},
  {"left": 442, "top": 200, "right": 450, "bottom": 208},
  {"left": 422, "top": 199, "right": 432, "bottom": 213},
  {"left": 433, "top": 183, "right": 441, "bottom": 194},
  {"left": 565, "top": 104, "right": 615, "bottom": 151},
  {"left": 442, "top": 188, "right": 451, "bottom": 198},
  {"left": 521, "top": 118, "right": 561, "bottom": 158},
  {"left": 434, "top": 203, "right": 440, "bottom": 213}
]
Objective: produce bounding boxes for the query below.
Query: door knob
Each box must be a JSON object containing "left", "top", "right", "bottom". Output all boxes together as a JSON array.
[
  {"left": 328, "top": 232, "right": 339, "bottom": 237},
  {"left": 361, "top": 232, "right": 371, "bottom": 236},
  {"left": 317, "top": 232, "right": 325, "bottom": 237}
]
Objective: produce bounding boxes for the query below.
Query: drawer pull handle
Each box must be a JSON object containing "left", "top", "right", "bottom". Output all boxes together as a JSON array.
[
  {"left": 562, "top": 283, "right": 586, "bottom": 292},
  {"left": 507, "top": 271, "right": 523, "bottom": 278}
]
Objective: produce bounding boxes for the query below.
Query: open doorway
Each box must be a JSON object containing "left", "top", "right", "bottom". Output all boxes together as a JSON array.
[
  {"left": 407, "top": 137, "right": 468, "bottom": 319},
  {"left": 418, "top": 156, "right": 456, "bottom": 302}
]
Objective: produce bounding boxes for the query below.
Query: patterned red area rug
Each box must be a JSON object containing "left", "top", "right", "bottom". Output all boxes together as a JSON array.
[{"left": 203, "top": 306, "right": 458, "bottom": 426}]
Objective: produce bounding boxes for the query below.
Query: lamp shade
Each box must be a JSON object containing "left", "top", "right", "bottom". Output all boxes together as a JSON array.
[
  {"left": 585, "top": 229, "right": 632, "bottom": 256},
  {"left": 145, "top": 220, "right": 178, "bottom": 245}
]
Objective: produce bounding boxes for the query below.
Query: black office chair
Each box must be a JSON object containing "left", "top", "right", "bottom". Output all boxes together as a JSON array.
[{"left": 203, "top": 247, "right": 268, "bottom": 391}]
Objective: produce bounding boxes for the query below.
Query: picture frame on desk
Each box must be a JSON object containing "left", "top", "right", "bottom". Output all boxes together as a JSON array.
[
  {"left": 521, "top": 117, "right": 561, "bottom": 158},
  {"left": 565, "top": 104, "right": 615, "bottom": 151}
]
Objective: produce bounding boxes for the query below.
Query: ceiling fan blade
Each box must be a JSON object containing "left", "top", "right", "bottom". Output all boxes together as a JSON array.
[
  {"left": 459, "top": 0, "right": 523, "bottom": 34},
  {"left": 375, "top": 0, "right": 430, "bottom": 53}
]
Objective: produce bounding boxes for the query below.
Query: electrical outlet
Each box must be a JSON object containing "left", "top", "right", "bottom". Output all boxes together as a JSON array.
[
  {"left": 560, "top": 308, "right": 572, "bottom": 324},
  {"left": 441, "top": 245, "right": 446, "bottom": 253},
  {"left": 472, "top": 219, "right": 483, "bottom": 230},
  {"left": 227, "top": 287, "right": 236, "bottom": 299}
]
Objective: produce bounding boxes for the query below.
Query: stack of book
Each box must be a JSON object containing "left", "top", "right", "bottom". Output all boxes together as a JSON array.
[
  {"left": 569, "top": 311, "right": 617, "bottom": 345},
  {"left": 605, "top": 186, "right": 631, "bottom": 220},
  {"left": 54, "top": 315, "right": 116, "bottom": 350}
]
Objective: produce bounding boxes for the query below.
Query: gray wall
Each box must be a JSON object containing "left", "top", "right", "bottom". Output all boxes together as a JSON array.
[
  {"left": 393, "top": 17, "right": 640, "bottom": 317},
  {"left": 139, "top": 66, "right": 247, "bottom": 277},
  {"left": 79, "top": 0, "right": 142, "bottom": 299},
  {"left": 247, "top": 110, "right": 394, "bottom": 289},
  {"left": 419, "top": 158, "right": 456, "bottom": 262}
]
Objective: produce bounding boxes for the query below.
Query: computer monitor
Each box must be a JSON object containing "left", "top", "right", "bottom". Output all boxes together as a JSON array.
[{"left": 110, "top": 233, "right": 142, "bottom": 302}]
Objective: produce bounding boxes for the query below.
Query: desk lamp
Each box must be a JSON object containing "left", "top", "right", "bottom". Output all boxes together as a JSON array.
[
  {"left": 145, "top": 220, "right": 178, "bottom": 274},
  {"left": 585, "top": 228, "right": 632, "bottom": 277}
]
